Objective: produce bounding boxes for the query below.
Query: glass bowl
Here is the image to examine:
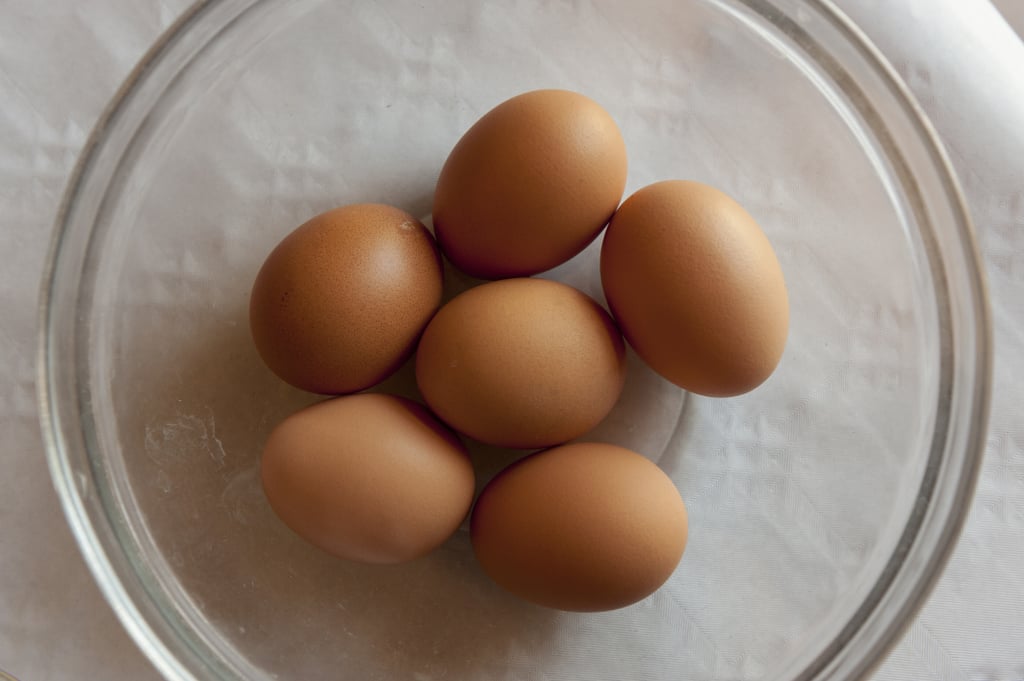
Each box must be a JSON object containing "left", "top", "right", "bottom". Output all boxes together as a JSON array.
[{"left": 39, "top": 0, "right": 991, "bottom": 680}]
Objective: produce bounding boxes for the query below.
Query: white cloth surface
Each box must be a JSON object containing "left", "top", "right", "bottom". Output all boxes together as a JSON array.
[{"left": 0, "top": 1, "right": 1021, "bottom": 680}]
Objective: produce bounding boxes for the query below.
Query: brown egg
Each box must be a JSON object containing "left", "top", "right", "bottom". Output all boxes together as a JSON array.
[
  {"left": 471, "top": 442, "right": 688, "bottom": 611},
  {"left": 415, "top": 278, "right": 626, "bottom": 449},
  {"left": 250, "top": 204, "right": 442, "bottom": 394},
  {"left": 600, "top": 180, "right": 789, "bottom": 397},
  {"left": 433, "top": 90, "right": 627, "bottom": 278},
  {"left": 261, "top": 393, "right": 474, "bottom": 564}
]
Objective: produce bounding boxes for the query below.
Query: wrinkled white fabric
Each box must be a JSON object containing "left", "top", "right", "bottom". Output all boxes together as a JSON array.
[{"left": 0, "top": 1, "right": 1021, "bottom": 679}]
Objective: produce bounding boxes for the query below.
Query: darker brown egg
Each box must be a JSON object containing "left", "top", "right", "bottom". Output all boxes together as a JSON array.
[
  {"left": 249, "top": 204, "right": 443, "bottom": 394},
  {"left": 600, "top": 180, "right": 789, "bottom": 397},
  {"left": 433, "top": 90, "right": 627, "bottom": 279}
]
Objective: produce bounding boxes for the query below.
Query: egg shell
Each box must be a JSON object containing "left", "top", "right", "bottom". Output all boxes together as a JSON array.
[
  {"left": 433, "top": 89, "right": 627, "bottom": 278},
  {"left": 471, "top": 442, "right": 688, "bottom": 612},
  {"left": 600, "top": 180, "right": 789, "bottom": 397},
  {"left": 261, "top": 393, "right": 474, "bottom": 564},
  {"left": 415, "top": 278, "right": 626, "bottom": 449},
  {"left": 249, "top": 204, "right": 443, "bottom": 394}
]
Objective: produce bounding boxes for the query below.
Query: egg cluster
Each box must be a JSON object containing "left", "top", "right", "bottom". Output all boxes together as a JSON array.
[{"left": 250, "top": 90, "right": 788, "bottom": 612}]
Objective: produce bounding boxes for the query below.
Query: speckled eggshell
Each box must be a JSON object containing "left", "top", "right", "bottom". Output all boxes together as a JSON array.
[
  {"left": 600, "top": 180, "right": 789, "bottom": 397},
  {"left": 415, "top": 278, "right": 626, "bottom": 449},
  {"left": 433, "top": 90, "right": 628, "bottom": 278},
  {"left": 471, "top": 442, "right": 688, "bottom": 612},
  {"left": 261, "top": 393, "right": 474, "bottom": 564},
  {"left": 250, "top": 204, "right": 443, "bottom": 394}
]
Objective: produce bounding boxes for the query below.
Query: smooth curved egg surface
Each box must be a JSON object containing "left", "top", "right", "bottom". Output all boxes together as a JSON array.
[
  {"left": 433, "top": 90, "right": 627, "bottom": 278},
  {"left": 261, "top": 393, "right": 474, "bottom": 564},
  {"left": 415, "top": 278, "right": 626, "bottom": 449},
  {"left": 600, "top": 180, "right": 789, "bottom": 396},
  {"left": 471, "top": 442, "right": 688, "bottom": 611},
  {"left": 250, "top": 204, "right": 443, "bottom": 394}
]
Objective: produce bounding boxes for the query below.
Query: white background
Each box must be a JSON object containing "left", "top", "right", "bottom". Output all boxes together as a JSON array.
[{"left": 1, "top": 1, "right": 1022, "bottom": 679}]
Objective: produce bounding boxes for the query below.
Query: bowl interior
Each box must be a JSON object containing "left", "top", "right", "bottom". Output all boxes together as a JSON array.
[{"left": 50, "top": 0, "right": 975, "bottom": 679}]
